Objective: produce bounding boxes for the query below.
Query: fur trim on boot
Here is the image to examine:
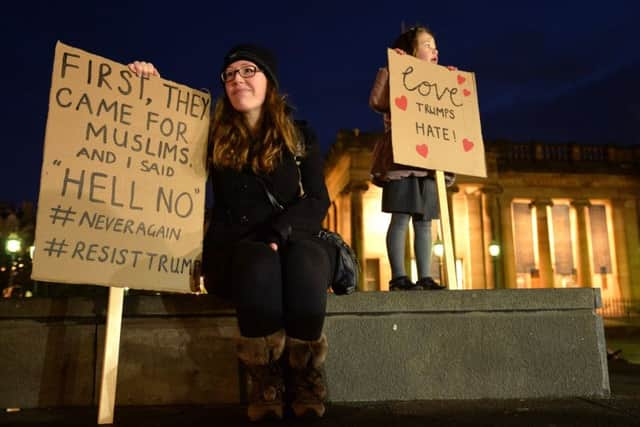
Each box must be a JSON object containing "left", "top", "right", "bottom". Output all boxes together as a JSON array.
[
  {"left": 236, "top": 329, "right": 286, "bottom": 421},
  {"left": 285, "top": 334, "right": 329, "bottom": 418}
]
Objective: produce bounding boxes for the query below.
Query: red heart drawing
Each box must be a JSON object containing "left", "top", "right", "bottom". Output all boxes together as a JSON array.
[
  {"left": 457, "top": 75, "right": 466, "bottom": 85},
  {"left": 463, "top": 89, "right": 471, "bottom": 97},
  {"left": 416, "top": 144, "right": 429, "bottom": 158},
  {"left": 462, "top": 138, "right": 474, "bottom": 152},
  {"left": 394, "top": 95, "right": 407, "bottom": 111}
]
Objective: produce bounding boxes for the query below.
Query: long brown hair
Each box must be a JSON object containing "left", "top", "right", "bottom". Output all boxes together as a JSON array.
[{"left": 210, "top": 83, "right": 298, "bottom": 174}]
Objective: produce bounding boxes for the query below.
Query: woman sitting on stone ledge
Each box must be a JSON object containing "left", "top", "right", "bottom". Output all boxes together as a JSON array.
[{"left": 129, "top": 44, "right": 335, "bottom": 421}]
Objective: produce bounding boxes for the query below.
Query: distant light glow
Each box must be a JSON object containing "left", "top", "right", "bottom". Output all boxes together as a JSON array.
[
  {"left": 489, "top": 241, "right": 501, "bottom": 257},
  {"left": 433, "top": 240, "right": 444, "bottom": 257},
  {"left": 6, "top": 234, "right": 22, "bottom": 254}
]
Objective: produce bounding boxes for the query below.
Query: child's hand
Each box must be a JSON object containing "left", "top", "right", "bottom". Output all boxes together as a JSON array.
[
  {"left": 127, "top": 61, "right": 161, "bottom": 77},
  {"left": 392, "top": 48, "right": 406, "bottom": 56},
  {"left": 446, "top": 65, "right": 458, "bottom": 71}
]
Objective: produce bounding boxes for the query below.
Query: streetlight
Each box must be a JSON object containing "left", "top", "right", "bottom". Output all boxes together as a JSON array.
[
  {"left": 433, "top": 239, "right": 444, "bottom": 257},
  {"left": 488, "top": 241, "right": 500, "bottom": 257},
  {"left": 488, "top": 240, "right": 501, "bottom": 288},
  {"left": 6, "top": 234, "right": 22, "bottom": 254},
  {"left": 5, "top": 233, "right": 22, "bottom": 290}
]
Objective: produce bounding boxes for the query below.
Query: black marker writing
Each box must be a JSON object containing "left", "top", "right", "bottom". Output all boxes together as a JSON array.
[
  {"left": 402, "top": 66, "right": 462, "bottom": 107},
  {"left": 162, "top": 83, "right": 211, "bottom": 120},
  {"left": 415, "top": 102, "right": 456, "bottom": 119},
  {"left": 55, "top": 88, "right": 133, "bottom": 125},
  {"left": 85, "top": 122, "right": 190, "bottom": 165},
  {"left": 60, "top": 168, "right": 144, "bottom": 210},
  {"left": 415, "top": 122, "right": 455, "bottom": 141}
]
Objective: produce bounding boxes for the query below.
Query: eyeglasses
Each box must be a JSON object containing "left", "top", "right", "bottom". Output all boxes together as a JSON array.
[{"left": 221, "top": 65, "right": 262, "bottom": 83}]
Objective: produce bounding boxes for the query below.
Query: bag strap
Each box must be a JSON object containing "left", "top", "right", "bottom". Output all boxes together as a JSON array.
[
  {"left": 257, "top": 177, "right": 284, "bottom": 211},
  {"left": 258, "top": 120, "right": 307, "bottom": 210},
  {"left": 293, "top": 121, "right": 306, "bottom": 197}
]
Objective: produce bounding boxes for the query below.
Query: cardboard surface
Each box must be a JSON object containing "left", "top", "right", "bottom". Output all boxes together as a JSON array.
[
  {"left": 32, "top": 41, "right": 211, "bottom": 293},
  {"left": 388, "top": 49, "right": 486, "bottom": 177}
]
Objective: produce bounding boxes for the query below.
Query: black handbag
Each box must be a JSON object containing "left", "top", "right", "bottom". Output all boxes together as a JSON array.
[{"left": 317, "top": 229, "right": 358, "bottom": 295}]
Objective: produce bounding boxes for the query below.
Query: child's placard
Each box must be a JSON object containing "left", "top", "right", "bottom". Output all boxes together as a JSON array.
[
  {"left": 388, "top": 49, "right": 486, "bottom": 177},
  {"left": 32, "top": 41, "right": 211, "bottom": 293}
]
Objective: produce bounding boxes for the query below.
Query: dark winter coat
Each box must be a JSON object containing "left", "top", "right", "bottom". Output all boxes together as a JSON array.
[{"left": 202, "top": 122, "right": 331, "bottom": 297}]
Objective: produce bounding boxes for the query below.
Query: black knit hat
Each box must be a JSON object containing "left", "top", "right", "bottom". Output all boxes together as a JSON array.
[{"left": 221, "top": 44, "right": 279, "bottom": 89}]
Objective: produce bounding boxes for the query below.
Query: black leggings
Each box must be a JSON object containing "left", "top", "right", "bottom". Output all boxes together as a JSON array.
[{"left": 230, "top": 238, "right": 331, "bottom": 341}]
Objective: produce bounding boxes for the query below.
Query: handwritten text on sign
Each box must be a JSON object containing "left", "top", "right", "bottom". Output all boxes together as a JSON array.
[
  {"left": 388, "top": 49, "right": 486, "bottom": 177},
  {"left": 32, "top": 41, "right": 211, "bottom": 293}
]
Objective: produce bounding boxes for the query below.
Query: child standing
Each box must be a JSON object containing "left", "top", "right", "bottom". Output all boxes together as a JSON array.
[{"left": 369, "top": 25, "right": 452, "bottom": 291}]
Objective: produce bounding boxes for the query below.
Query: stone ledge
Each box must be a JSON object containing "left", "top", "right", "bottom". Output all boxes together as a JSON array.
[
  {"left": 327, "top": 288, "right": 601, "bottom": 313},
  {"left": 0, "top": 288, "right": 601, "bottom": 318},
  {"left": 0, "top": 288, "right": 609, "bottom": 406}
]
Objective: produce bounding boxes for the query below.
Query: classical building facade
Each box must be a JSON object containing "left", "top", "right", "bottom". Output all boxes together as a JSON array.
[{"left": 323, "top": 129, "right": 640, "bottom": 314}]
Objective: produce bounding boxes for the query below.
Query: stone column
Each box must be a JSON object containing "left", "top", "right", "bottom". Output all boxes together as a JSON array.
[
  {"left": 531, "top": 199, "right": 554, "bottom": 288},
  {"left": 612, "top": 198, "right": 630, "bottom": 300},
  {"left": 626, "top": 199, "right": 640, "bottom": 301},
  {"left": 465, "top": 191, "right": 485, "bottom": 289},
  {"left": 499, "top": 194, "right": 517, "bottom": 288},
  {"left": 483, "top": 185, "right": 503, "bottom": 289},
  {"left": 571, "top": 199, "right": 592, "bottom": 287},
  {"left": 348, "top": 181, "right": 369, "bottom": 291},
  {"left": 613, "top": 198, "right": 640, "bottom": 301}
]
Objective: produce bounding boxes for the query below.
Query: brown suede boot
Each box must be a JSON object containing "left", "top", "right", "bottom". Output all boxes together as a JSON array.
[
  {"left": 285, "top": 334, "right": 329, "bottom": 418},
  {"left": 236, "top": 329, "right": 286, "bottom": 421}
]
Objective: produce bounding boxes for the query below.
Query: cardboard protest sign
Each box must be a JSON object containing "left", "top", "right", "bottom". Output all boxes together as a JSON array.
[
  {"left": 32, "top": 41, "right": 211, "bottom": 293},
  {"left": 388, "top": 49, "right": 486, "bottom": 177}
]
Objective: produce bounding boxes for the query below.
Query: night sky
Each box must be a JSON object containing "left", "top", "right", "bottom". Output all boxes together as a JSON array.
[{"left": 2, "top": 0, "right": 638, "bottom": 204}]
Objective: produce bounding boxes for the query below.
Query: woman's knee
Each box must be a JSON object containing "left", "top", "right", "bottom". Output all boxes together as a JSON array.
[
  {"left": 231, "top": 241, "right": 282, "bottom": 315},
  {"left": 282, "top": 240, "right": 331, "bottom": 294},
  {"left": 284, "top": 239, "right": 330, "bottom": 278},
  {"left": 231, "top": 240, "right": 281, "bottom": 292},
  {"left": 232, "top": 241, "right": 279, "bottom": 272}
]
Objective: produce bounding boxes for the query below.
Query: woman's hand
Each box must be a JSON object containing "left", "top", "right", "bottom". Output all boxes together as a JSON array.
[
  {"left": 127, "top": 61, "right": 161, "bottom": 78},
  {"left": 269, "top": 242, "right": 278, "bottom": 252}
]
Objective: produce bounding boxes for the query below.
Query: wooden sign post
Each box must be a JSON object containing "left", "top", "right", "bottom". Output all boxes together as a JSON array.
[
  {"left": 388, "top": 49, "right": 487, "bottom": 288},
  {"left": 435, "top": 171, "right": 456, "bottom": 288},
  {"left": 31, "top": 42, "right": 211, "bottom": 424},
  {"left": 97, "top": 287, "right": 124, "bottom": 424}
]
